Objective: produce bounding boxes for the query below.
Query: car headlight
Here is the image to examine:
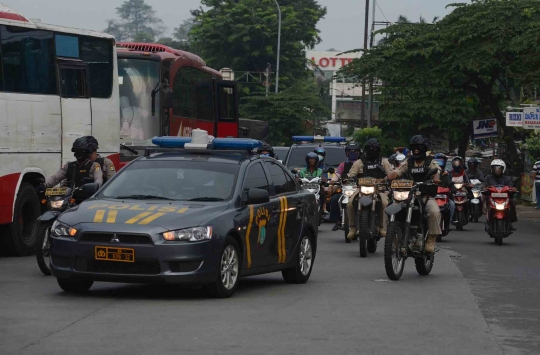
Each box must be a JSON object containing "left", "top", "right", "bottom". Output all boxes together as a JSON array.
[
  {"left": 472, "top": 191, "right": 481, "bottom": 198},
  {"left": 50, "top": 200, "right": 65, "bottom": 209},
  {"left": 454, "top": 183, "right": 463, "bottom": 190},
  {"left": 393, "top": 190, "right": 410, "bottom": 201},
  {"left": 51, "top": 220, "right": 77, "bottom": 237},
  {"left": 163, "top": 226, "right": 213, "bottom": 242},
  {"left": 360, "top": 186, "right": 375, "bottom": 195}
]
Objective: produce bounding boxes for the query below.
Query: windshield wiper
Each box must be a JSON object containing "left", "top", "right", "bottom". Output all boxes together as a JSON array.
[
  {"left": 187, "top": 197, "right": 224, "bottom": 201},
  {"left": 115, "top": 195, "right": 176, "bottom": 201}
]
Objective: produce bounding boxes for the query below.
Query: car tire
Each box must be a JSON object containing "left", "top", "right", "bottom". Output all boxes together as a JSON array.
[
  {"left": 57, "top": 278, "right": 94, "bottom": 293},
  {"left": 4, "top": 182, "right": 40, "bottom": 256},
  {"left": 206, "top": 236, "right": 241, "bottom": 298},
  {"left": 282, "top": 232, "right": 314, "bottom": 284}
]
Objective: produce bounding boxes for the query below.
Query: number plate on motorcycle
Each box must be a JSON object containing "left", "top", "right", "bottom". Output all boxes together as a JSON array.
[
  {"left": 492, "top": 193, "right": 508, "bottom": 198},
  {"left": 391, "top": 180, "right": 414, "bottom": 189},
  {"left": 95, "top": 246, "right": 135, "bottom": 262},
  {"left": 45, "top": 187, "right": 68, "bottom": 196},
  {"left": 357, "top": 178, "right": 376, "bottom": 186},
  {"left": 435, "top": 194, "right": 447, "bottom": 199},
  {"left": 454, "top": 192, "right": 467, "bottom": 196}
]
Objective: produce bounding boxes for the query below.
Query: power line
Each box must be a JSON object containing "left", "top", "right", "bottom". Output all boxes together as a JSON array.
[{"left": 376, "top": 2, "right": 390, "bottom": 23}]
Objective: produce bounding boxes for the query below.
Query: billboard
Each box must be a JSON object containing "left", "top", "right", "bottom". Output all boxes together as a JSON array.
[
  {"left": 523, "top": 107, "right": 540, "bottom": 129},
  {"left": 335, "top": 100, "right": 379, "bottom": 122},
  {"left": 472, "top": 118, "right": 498, "bottom": 139},
  {"left": 506, "top": 112, "right": 523, "bottom": 127}
]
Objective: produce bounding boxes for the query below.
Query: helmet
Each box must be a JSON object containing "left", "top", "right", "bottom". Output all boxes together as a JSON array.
[
  {"left": 491, "top": 159, "right": 506, "bottom": 176},
  {"left": 85, "top": 136, "right": 99, "bottom": 153},
  {"left": 305, "top": 152, "right": 319, "bottom": 166},
  {"left": 388, "top": 153, "right": 397, "bottom": 166},
  {"left": 345, "top": 142, "right": 361, "bottom": 161},
  {"left": 71, "top": 137, "right": 90, "bottom": 161},
  {"left": 434, "top": 153, "right": 447, "bottom": 169},
  {"left": 409, "top": 135, "right": 429, "bottom": 160},
  {"left": 467, "top": 158, "right": 480, "bottom": 168},
  {"left": 313, "top": 147, "right": 326, "bottom": 164},
  {"left": 257, "top": 142, "right": 275, "bottom": 158},
  {"left": 395, "top": 154, "right": 406, "bottom": 166},
  {"left": 364, "top": 138, "right": 381, "bottom": 159},
  {"left": 451, "top": 156, "right": 465, "bottom": 172}
]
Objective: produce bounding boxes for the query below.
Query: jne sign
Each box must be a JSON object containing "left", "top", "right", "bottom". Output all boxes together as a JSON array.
[
  {"left": 506, "top": 112, "right": 523, "bottom": 127},
  {"left": 472, "top": 118, "right": 498, "bottom": 139}
]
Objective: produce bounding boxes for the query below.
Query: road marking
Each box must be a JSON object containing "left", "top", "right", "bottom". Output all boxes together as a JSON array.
[
  {"left": 125, "top": 212, "right": 153, "bottom": 224},
  {"left": 245, "top": 206, "right": 254, "bottom": 268},
  {"left": 138, "top": 213, "right": 166, "bottom": 225},
  {"left": 106, "top": 210, "right": 117, "bottom": 223},
  {"left": 93, "top": 210, "right": 105, "bottom": 223}
]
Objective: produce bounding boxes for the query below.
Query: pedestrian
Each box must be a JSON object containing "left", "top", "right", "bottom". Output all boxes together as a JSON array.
[{"left": 533, "top": 157, "right": 540, "bottom": 210}]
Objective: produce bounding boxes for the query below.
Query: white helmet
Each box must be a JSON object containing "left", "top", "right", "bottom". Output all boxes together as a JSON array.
[
  {"left": 395, "top": 154, "right": 406, "bottom": 166},
  {"left": 491, "top": 159, "right": 506, "bottom": 173}
]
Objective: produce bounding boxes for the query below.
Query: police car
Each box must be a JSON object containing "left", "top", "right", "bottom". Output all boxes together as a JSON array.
[
  {"left": 49, "top": 130, "right": 319, "bottom": 298},
  {"left": 283, "top": 136, "right": 346, "bottom": 172}
]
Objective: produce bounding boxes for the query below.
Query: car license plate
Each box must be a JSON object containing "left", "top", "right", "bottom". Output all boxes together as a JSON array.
[
  {"left": 95, "top": 246, "right": 135, "bottom": 262},
  {"left": 45, "top": 187, "right": 68, "bottom": 196},
  {"left": 492, "top": 193, "right": 508, "bottom": 198}
]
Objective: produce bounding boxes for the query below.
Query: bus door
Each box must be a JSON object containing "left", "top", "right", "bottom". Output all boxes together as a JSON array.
[
  {"left": 57, "top": 61, "right": 91, "bottom": 165},
  {"left": 195, "top": 80, "right": 216, "bottom": 135},
  {"left": 213, "top": 80, "right": 239, "bottom": 138}
]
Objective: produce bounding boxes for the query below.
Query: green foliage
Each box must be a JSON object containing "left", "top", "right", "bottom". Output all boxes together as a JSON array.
[
  {"left": 240, "top": 79, "right": 330, "bottom": 145},
  {"left": 189, "top": 0, "right": 327, "bottom": 91},
  {"left": 104, "top": 0, "right": 164, "bottom": 42},
  {"left": 525, "top": 131, "right": 540, "bottom": 159},
  {"left": 353, "top": 127, "right": 382, "bottom": 146}
]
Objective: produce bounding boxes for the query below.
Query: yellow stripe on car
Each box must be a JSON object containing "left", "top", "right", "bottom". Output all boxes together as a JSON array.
[
  {"left": 93, "top": 210, "right": 105, "bottom": 223},
  {"left": 138, "top": 213, "right": 166, "bottom": 225},
  {"left": 245, "top": 205, "right": 254, "bottom": 268},
  {"left": 106, "top": 210, "right": 117, "bottom": 223},
  {"left": 125, "top": 212, "right": 153, "bottom": 224}
]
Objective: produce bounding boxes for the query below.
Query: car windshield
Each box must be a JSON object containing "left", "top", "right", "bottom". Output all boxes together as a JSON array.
[
  {"left": 98, "top": 160, "right": 239, "bottom": 201},
  {"left": 286, "top": 146, "right": 345, "bottom": 168}
]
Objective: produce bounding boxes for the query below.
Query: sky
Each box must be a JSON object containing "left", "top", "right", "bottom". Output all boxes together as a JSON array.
[{"left": 9, "top": 0, "right": 458, "bottom": 51}]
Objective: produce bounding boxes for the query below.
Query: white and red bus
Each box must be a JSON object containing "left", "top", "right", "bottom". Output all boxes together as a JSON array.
[
  {"left": 116, "top": 43, "right": 239, "bottom": 166},
  {"left": 0, "top": 6, "right": 120, "bottom": 255}
]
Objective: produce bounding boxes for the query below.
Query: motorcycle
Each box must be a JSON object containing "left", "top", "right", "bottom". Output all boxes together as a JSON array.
[
  {"left": 355, "top": 178, "right": 386, "bottom": 257},
  {"left": 483, "top": 185, "right": 515, "bottom": 246},
  {"left": 435, "top": 186, "right": 451, "bottom": 241},
  {"left": 338, "top": 179, "right": 358, "bottom": 243},
  {"left": 383, "top": 169, "right": 438, "bottom": 281},
  {"left": 452, "top": 177, "right": 469, "bottom": 231},
  {"left": 299, "top": 176, "right": 324, "bottom": 225},
  {"left": 469, "top": 179, "right": 483, "bottom": 223},
  {"left": 323, "top": 169, "right": 341, "bottom": 222}
]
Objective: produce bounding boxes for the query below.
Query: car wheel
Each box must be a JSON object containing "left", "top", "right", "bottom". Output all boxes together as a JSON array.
[
  {"left": 282, "top": 232, "right": 314, "bottom": 284},
  {"left": 206, "top": 236, "right": 241, "bottom": 298},
  {"left": 57, "top": 278, "right": 93, "bottom": 293}
]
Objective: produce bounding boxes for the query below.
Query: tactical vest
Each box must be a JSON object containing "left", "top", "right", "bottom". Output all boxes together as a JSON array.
[
  {"left": 343, "top": 162, "right": 354, "bottom": 177},
  {"left": 362, "top": 158, "right": 385, "bottom": 179},
  {"left": 407, "top": 156, "right": 434, "bottom": 183},
  {"left": 66, "top": 159, "right": 95, "bottom": 188}
]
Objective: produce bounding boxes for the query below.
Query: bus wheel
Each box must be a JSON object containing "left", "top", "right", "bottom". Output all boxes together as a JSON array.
[{"left": 4, "top": 183, "right": 40, "bottom": 256}]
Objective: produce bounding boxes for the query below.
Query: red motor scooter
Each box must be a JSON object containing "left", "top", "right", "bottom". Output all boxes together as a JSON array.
[
  {"left": 483, "top": 185, "right": 514, "bottom": 246},
  {"left": 435, "top": 186, "right": 451, "bottom": 241}
]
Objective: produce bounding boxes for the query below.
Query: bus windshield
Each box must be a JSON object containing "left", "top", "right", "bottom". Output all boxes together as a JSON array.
[{"left": 118, "top": 58, "right": 161, "bottom": 142}]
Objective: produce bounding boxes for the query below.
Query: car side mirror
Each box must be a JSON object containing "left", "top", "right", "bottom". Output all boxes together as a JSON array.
[
  {"left": 163, "top": 89, "right": 173, "bottom": 109},
  {"left": 246, "top": 188, "right": 270, "bottom": 205},
  {"left": 81, "top": 182, "right": 100, "bottom": 198}
]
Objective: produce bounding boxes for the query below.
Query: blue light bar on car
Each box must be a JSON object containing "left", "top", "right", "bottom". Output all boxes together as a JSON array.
[
  {"left": 213, "top": 138, "right": 262, "bottom": 150},
  {"left": 151, "top": 137, "right": 191, "bottom": 147},
  {"left": 292, "top": 136, "right": 346, "bottom": 143}
]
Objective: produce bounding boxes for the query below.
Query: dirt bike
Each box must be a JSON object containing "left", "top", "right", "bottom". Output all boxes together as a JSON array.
[
  {"left": 355, "top": 178, "right": 387, "bottom": 257},
  {"left": 383, "top": 169, "right": 438, "bottom": 281},
  {"left": 338, "top": 179, "right": 358, "bottom": 243},
  {"left": 483, "top": 185, "right": 515, "bottom": 246},
  {"left": 435, "top": 186, "right": 451, "bottom": 241}
]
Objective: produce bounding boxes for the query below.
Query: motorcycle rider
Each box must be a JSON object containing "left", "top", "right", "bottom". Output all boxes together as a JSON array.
[
  {"left": 257, "top": 142, "right": 276, "bottom": 158},
  {"left": 346, "top": 138, "right": 393, "bottom": 240},
  {"left": 466, "top": 158, "right": 485, "bottom": 182},
  {"left": 389, "top": 135, "right": 441, "bottom": 253},
  {"left": 314, "top": 147, "right": 331, "bottom": 214},
  {"left": 450, "top": 156, "right": 472, "bottom": 223},
  {"left": 37, "top": 137, "right": 103, "bottom": 191},
  {"left": 329, "top": 142, "right": 362, "bottom": 231},
  {"left": 299, "top": 152, "right": 327, "bottom": 212},
  {"left": 435, "top": 153, "right": 456, "bottom": 227},
  {"left": 85, "top": 136, "right": 116, "bottom": 183},
  {"left": 484, "top": 159, "right": 518, "bottom": 230}
]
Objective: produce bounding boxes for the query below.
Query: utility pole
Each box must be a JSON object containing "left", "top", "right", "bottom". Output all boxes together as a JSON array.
[
  {"left": 274, "top": 0, "right": 281, "bottom": 93},
  {"left": 361, "top": 0, "right": 370, "bottom": 127},
  {"left": 367, "top": 0, "right": 376, "bottom": 127}
]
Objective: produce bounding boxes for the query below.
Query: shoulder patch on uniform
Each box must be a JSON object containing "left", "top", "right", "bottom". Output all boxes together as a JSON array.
[
  {"left": 110, "top": 166, "right": 115, "bottom": 171},
  {"left": 94, "top": 163, "right": 101, "bottom": 171}
]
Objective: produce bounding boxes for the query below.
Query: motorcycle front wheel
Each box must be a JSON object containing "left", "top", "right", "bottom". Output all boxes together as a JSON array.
[
  {"left": 457, "top": 211, "right": 464, "bottom": 231},
  {"left": 473, "top": 205, "right": 480, "bottom": 223},
  {"left": 36, "top": 221, "right": 53, "bottom": 276},
  {"left": 495, "top": 219, "right": 504, "bottom": 246},
  {"left": 384, "top": 221, "right": 405, "bottom": 280},
  {"left": 359, "top": 209, "right": 370, "bottom": 257},
  {"left": 415, "top": 253, "right": 435, "bottom": 276},
  {"left": 343, "top": 212, "right": 351, "bottom": 243}
]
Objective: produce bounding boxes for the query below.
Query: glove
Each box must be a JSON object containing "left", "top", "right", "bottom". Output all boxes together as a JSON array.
[{"left": 35, "top": 183, "right": 46, "bottom": 193}]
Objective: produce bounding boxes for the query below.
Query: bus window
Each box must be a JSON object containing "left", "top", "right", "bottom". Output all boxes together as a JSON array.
[
  {"left": 59, "top": 67, "right": 88, "bottom": 98},
  {"left": 55, "top": 34, "right": 79, "bottom": 58},
  {"left": 80, "top": 36, "right": 113, "bottom": 98},
  {"left": 173, "top": 66, "right": 212, "bottom": 118},
  {"left": 1, "top": 26, "right": 56, "bottom": 94}
]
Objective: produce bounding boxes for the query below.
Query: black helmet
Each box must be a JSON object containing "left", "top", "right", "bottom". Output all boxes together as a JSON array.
[
  {"left": 71, "top": 137, "right": 90, "bottom": 161},
  {"left": 409, "top": 135, "right": 429, "bottom": 160},
  {"left": 85, "top": 136, "right": 99, "bottom": 153},
  {"left": 467, "top": 158, "right": 480, "bottom": 167},
  {"left": 452, "top": 156, "right": 465, "bottom": 172},
  {"left": 257, "top": 142, "right": 275, "bottom": 158},
  {"left": 305, "top": 152, "right": 319, "bottom": 166},
  {"left": 364, "top": 138, "right": 381, "bottom": 159},
  {"left": 345, "top": 142, "right": 361, "bottom": 161}
]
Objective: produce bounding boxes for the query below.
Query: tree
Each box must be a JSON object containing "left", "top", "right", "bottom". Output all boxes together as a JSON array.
[
  {"left": 340, "top": 0, "right": 540, "bottom": 168},
  {"left": 104, "top": 0, "right": 165, "bottom": 42},
  {"left": 240, "top": 79, "right": 330, "bottom": 145},
  {"left": 189, "top": 0, "right": 327, "bottom": 91}
]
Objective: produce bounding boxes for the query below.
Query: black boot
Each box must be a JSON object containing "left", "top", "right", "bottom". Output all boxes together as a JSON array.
[{"left": 332, "top": 222, "right": 341, "bottom": 231}]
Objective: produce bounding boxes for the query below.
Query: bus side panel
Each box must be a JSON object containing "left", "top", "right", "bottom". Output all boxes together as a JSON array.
[
  {"left": 217, "top": 122, "right": 239, "bottom": 138},
  {"left": 170, "top": 117, "right": 214, "bottom": 137}
]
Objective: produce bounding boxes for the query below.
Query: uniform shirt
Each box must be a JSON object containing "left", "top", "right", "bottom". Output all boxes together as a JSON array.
[
  {"left": 533, "top": 160, "right": 540, "bottom": 181},
  {"left": 484, "top": 174, "right": 514, "bottom": 188},
  {"left": 395, "top": 159, "right": 440, "bottom": 180},
  {"left": 96, "top": 154, "right": 117, "bottom": 181},
  {"left": 298, "top": 167, "right": 323, "bottom": 178},
  {"left": 45, "top": 159, "right": 103, "bottom": 188},
  {"left": 347, "top": 158, "right": 394, "bottom": 179}
]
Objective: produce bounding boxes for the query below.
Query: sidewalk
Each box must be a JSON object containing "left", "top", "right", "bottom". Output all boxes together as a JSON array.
[{"left": 516, "top": 203, "right": 540, "bottom": 222}]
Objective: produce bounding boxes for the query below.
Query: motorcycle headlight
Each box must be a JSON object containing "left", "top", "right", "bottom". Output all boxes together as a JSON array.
[
  {"left": 343, "top": 189, "right": 357, "bottom": 197},
  {"left": 494, "top": 201, "right": 507, "bottom": 210},
  {"left": 472, "top": 191, "right": 481, "bottom": 198},
  {"left": 51, "top": 220, "right": 77, "bottom": 237},
  {"left": 162, "top": 226, "right": 213, "bottom": 242},
  {"left": 360, "top": 186, "right": 375, "bottom": 195},
  {"left": 454, "top": 183, "right": 463, "bottom": 190},
  {"left": 50, "top": 200, "right": 65, "bottom": 209},
  {"left": 393, "top": 190, "right": 410, "bottom": 201},
  {"left": 304, "top": 183, "right": 319, "bottom": 190}
]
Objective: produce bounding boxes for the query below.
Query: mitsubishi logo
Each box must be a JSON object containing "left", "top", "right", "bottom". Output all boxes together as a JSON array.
[{"left": 110, "top": 234, "right": 120, "bottom": 243}]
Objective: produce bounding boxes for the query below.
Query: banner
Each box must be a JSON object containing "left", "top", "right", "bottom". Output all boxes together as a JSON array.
[
  {"left": 506, "top": 112, "right": 523, "bottom": 127},
  {"left": 521, "top": 173, "right": 536, "bottom": 202},
  {"left": 472, "top": 118, "right": 498, "bottom": 139},
  {"left": 335, "top": 100, "right": 379, "bottom": 122},
  {"left": 523, "top": 107, "right": 540, "bottom": 129}
]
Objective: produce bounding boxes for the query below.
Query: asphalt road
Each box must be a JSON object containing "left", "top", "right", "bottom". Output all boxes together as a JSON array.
[{"left": 0, "top": 218, "right": 537, "bottom": 355}]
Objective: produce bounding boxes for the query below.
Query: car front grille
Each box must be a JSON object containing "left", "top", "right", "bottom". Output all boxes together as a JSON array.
[
  {"left": 80, "top": 233, "right": 153, "bottom": 245},
  {"left": 75, "top": 258, "right": 161, "bottom": 275}
]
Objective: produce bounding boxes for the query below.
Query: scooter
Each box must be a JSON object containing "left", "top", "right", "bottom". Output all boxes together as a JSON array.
[
  {"left": 452, "top": 177, "right": 470, "bottom": 231},
  {"left": 299, "top": 176, "right": 323, "bottom": 225},
  {"left": 338, "top": 179, "right": 358, "bottom": 243},
  {"left": 469, "top": 179, "right": 483, "bottom": 223},
  {"left": 483, "top": 185, "right": 515, "bottom": 246},
  {"left": 435, "top": 186, "right": 451, "bottom": 241}
]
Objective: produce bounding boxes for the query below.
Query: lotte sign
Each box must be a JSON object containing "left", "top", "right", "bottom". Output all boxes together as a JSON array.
[{"left": 307, "top": 50, "right": 358, "bottom": 71}]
